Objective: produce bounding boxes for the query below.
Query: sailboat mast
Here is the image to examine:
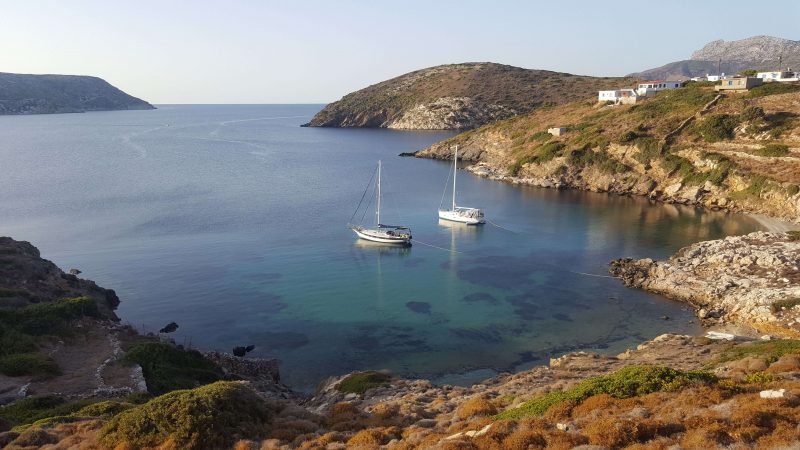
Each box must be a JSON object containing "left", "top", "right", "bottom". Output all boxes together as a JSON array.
[
  {"left": 376, "top": 160, "right": 381, "bottom": 226},
  {"left": 451, "top": 146, "right": 457, "bottom": 210}
]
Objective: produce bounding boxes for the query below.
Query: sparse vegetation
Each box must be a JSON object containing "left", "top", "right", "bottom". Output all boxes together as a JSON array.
[
  {"left": 122, "top": 341, "right": 223, "bottom": 395},
  {"left": 337, "top": 371, "right": 391, "bottom": 395},
  {"left": 692, "top": 114, "right": 740, "bottom": 142},
  {"left": 0, "top": 396, "right": 100, "bottom": 429},
  {"left": 495, "top": 366, "right": 716, "bottom": 420},
  {"left": 755, "top": 143, "right": 790, "bottom": 157},
  {"left": 720, "top": 339, "right": 800, "bottom": 364},
  {"left": 0, "top": 297, "right": 98, "bottom": 377},
  {"left": 747, "top": 83, "right": 800, "bottom": 98},
  {"left": 787, "top": 231, "right": 800, "bottom": 241}
]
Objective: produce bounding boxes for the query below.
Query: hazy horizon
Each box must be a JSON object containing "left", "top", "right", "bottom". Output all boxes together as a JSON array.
[{"left": 2, "top": 0, "right": 798, "bottom": 104}]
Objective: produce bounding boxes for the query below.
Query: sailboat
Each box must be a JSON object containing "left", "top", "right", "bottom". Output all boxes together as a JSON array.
[
  {"left": 350, "top": 160, "right": 413, "bottom": 245},
  {"left": 438, "top": 146, "right": 485, "bottom": 225}
]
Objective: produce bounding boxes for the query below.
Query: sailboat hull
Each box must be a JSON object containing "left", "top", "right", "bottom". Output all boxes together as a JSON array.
[
  {"left": 352, "top": 227, "right": 412, "bottom": 245},
  {"left": 438, "top": 209, "right": 485, "bottom": 225}
]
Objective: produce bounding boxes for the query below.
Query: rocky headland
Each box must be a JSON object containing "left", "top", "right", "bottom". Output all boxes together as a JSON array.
[
  {"left": 304, "top": 63, "right": 634, "bottom": 130},
  {"left": 610, "top": 231, "right": 800, "bottom": 338},
  {"left": 415, "top": 83, "right": 800, "bottom": 222},
  {"left": 0, "top": 72, "right": 154, "bottom": 115}
]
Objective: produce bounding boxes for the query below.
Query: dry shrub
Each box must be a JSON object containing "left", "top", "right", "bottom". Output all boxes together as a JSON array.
[
  {"left": 370, "top": 402, "right": 398, "bottom": 419},
  {"left": 584, "top": 417, "right": 638, "bottom": 447},
  {"left": 233, "top": 440, "right": 258, "bottom": 450},
  {"left": 327, "top": 402, "right": 360, "bottom": 426},
  {"left": 542, "top": 399, "right": 576, "bottom": 421},
  {"left": 755, "top": 422, "right": 800, "bottom": 449},
  {"left": 680, "top": 421, "right": 733, "bottom": 449},
  {"left": 569, "top": 393, "right": 617, "bottom": 418},
  {"left": 456, "top": 397, "right": 497, "bottom": 419},
  {"left": 267, "top": 418, "right": 321, "bottom": 442},
  {"left": 501, "top": 429, "right": 547, "bottom": 450},
  {"left": 347, "top": 426, "right": 400, "bottom": 449},
  {"left": 544, "top": 430, "right": 589, "bottom": 450},
  {"left": 296, "top": 431, "right": 344, "bottom": 449},
  {"left": 765, "top": 354, "right": 800, "bottom": 374},
  {"left": 439, "top": 439, "right": 478, "bottom": 450}
]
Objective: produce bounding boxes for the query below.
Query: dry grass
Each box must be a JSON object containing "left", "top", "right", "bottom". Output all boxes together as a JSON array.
[{"left": 456, "top": 397, "right": 498, "bottom": 419}]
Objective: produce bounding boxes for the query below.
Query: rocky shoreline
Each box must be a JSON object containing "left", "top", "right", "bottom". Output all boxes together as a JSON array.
[{"left": 609, "top": 231, "right": 800, "bottom": 338}]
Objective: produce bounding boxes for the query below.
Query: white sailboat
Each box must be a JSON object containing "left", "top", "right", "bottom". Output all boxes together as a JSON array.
[
  {"left": 438, "top": 146, "right": 485, "bottom": 225},
  {"left": 350, "top": 160, "right": 412, "bottom": 245}
]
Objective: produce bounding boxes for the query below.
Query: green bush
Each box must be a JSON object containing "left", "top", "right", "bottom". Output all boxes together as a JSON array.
[
  {"left": 0, "top": 329, "right": 37, "bottom": 356},
  {"left": 755, "top": 143, "right": 790, "bottom": 157},
  {"left": 0, "top": 353, "right": 60, "bottom": 377},
  {"left": 495, "top": 365, "right": 716, "bottom": 420},
  {"left": 0, "top": 396, "right": 97, "bottom": 426},
  {"left": 337, "top": 371, "right": 391, "bottom": 395},
  {"left": 740, "top": 106, "right": 765, "bottom": 122},
  {"left": 528, "top": 131, "right": 551, "bottom": 142},
  {"left": 123, "top": 341, "right": 223, "bottom": 395},
  {"left": 100, "top": 381, "right": 277, "bottom": 450},
  {"left": 633, "top": 137, "right": 662, "bottom": 165},
  {"left": 787, "top": 231, "right": 800, "bottom": 241},
  {"left": 787, "top": 185, "right": 800, "bottom": 196},
  {"left": 0, "top": 296, "right": 99, "bottom": 336},
  {"left": 739, "top": 69, "right": 758, "bottom": 77},
  {"left": 747, "top": 83, "right": 800, "bottom": 98},
  {"left": 731, "top": 175, "right": 770, "bottom": 199},
  {"left": 0, "top": 288, "right": 33, "bottom": 298},
  {"left": 618, "top": 131, "right": 638, "bottom": 143},
  {"left": 771, "top": 298, "right": 800, "bottom": 314},
  {"left": 693, "top": 114, "right": 740, "bottom": 142}
]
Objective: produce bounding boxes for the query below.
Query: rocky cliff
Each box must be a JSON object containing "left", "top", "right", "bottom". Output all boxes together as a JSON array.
[
  {"left": 610, "top": 231, "right": 800, "bottom": 337},
  {"left": 631, "top": 35, "right": 800, "bottom": 79},
  {"left": 0, "top": 72, "right": 154, "bottom": 115},
  {"left": 304, "top": 63, "right": 634, "bottom": 130},
  {"left": 416, "top": 83, "right": 800, "bottom": 222}
]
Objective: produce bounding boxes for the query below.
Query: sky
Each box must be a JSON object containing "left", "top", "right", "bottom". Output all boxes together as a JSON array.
[{"left": 1, "top": 0, "right": 798, "bottom": 104}]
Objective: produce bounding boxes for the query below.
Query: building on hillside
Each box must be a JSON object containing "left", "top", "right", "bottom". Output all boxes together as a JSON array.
[
  {"left": 756, "top": 69, "right": 799, "bottom": 82},
  {"left": 635, "top": 80, "right": 683, "bottom": 96},
  {"left": 597, "top": 88, "right": 639, "bottom": 104},
  {"left": 547, "top": 127, "right": 567, "bottom": 136},
  {"left": 706, "top": 73, "right": 726, "bottom": 82},
  {"left": 714, "top": 76, "right": 763, "bottom": 93}
]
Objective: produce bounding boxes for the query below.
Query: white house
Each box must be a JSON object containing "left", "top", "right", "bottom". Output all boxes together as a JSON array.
[
  {"left": 598, "top": 88, "right": 639, "bottom": 104},
  {"left": 756, "top": 70, "right": 799, "bottom": 82},
  {"left": 636, "top": 81, "right": 683, "bottom": 96},
  {"left": 706, "top": 73, "right": 726, "bottom": 82}
]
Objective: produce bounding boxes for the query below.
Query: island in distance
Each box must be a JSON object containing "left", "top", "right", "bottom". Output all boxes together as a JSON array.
[{"left": 0, "top": 72, "right": 154, "bottom": 115}]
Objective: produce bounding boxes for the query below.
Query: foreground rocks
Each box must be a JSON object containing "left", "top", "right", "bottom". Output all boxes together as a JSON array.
[{"left": 610, "top": 231, "right": 800, "bottom": 337}]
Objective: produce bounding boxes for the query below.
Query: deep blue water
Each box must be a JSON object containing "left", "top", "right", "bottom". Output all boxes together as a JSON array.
[{"left": 0, "top": 105, "right": 761, "bottom": 390}]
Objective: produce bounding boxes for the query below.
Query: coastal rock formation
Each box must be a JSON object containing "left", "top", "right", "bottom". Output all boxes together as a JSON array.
[
  {"left": 0, "top": 237, "right": 120, "bottom": 319},
  {"left": 610, "top": 231, "right": 800, "bottom": 337},
  {"left": 630, "top": 35, "right": 800, "bottom": 79},
  {"left": 305, "top": 63, "right": 634, "bottom": 130},
  {"left": 0, "top": 72, "right": 154, "bottom": 115}
]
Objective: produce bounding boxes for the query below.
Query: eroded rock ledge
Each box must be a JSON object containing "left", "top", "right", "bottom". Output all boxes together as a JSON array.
[{"left": 610, "top": 231, "right": 800, "bottom": 337}]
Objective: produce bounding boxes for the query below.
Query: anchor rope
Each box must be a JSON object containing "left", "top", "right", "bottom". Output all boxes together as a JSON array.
[{"left": 410, "top": 239, "right": 463, "bottom": 254}]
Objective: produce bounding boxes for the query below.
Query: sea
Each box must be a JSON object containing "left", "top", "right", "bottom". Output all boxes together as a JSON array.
[{"left": 0, "top": 104, "right": 762, "bottom": 391}]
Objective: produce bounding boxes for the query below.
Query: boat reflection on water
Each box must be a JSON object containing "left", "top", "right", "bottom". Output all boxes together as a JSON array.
[{"left": 353, "top": 239, "right": 412, "bottom": 256}]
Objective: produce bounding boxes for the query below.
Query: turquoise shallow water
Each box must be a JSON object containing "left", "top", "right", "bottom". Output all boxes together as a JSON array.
[{"left": 0, "top": 105, "right": 761, "bottom": 390}]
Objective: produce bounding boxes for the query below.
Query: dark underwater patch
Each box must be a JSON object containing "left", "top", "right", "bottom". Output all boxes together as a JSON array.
[
  {"left": 406, "top": 301, "right": 431, "bottom": 314},
  {"left": 462, "top": 292, "right": 500, "bottom": 304}
]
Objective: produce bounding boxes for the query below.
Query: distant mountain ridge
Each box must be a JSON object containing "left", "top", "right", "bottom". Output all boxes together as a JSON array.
[
  {"left": 305, "top": 62, "right": 634, "bottom": 130},
  {"left": 0, "top": 72, "right": 154, "bottom": 115},
  {"left": 630, "top": 35, "right": 800, "bottom": 80}
]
